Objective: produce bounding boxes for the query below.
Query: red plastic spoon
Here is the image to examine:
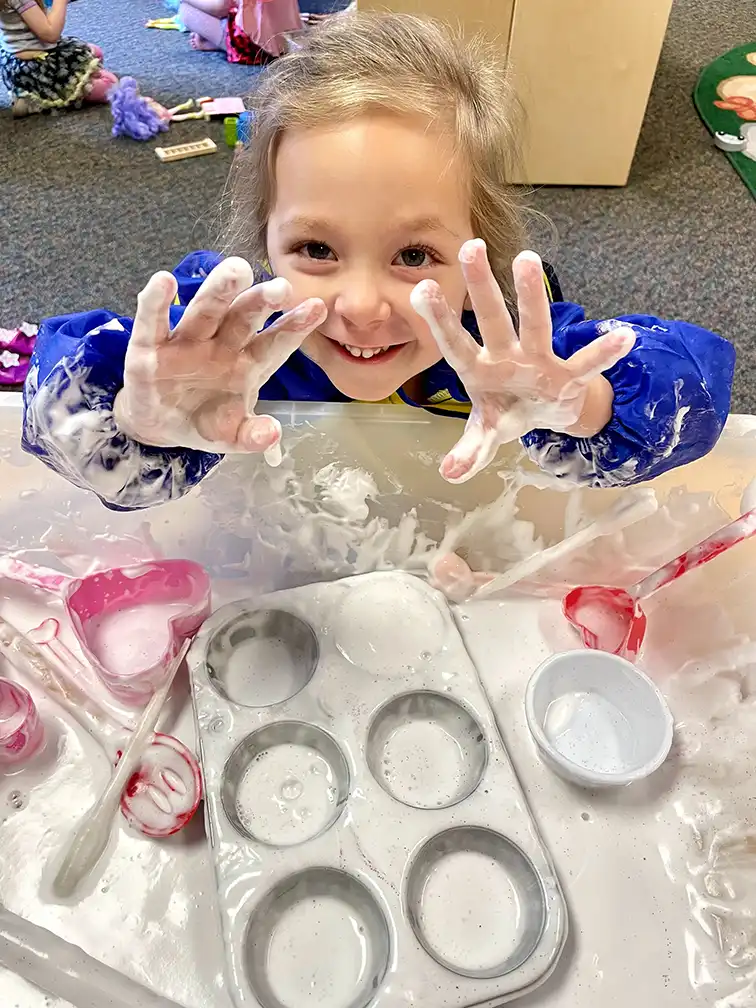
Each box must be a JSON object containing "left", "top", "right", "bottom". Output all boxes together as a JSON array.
[{"left": 564, "top": 507, "right": 756, "bottom": 659}]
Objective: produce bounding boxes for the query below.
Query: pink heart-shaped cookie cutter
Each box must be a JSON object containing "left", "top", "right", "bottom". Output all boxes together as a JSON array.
[{"left": 0, "top": 557, "right": 211, "bottom": 704}]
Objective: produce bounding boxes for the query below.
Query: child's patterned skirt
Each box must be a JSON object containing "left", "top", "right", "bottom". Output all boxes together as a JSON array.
[
  {"left": 225, "top": 7, "right": 275, "bottom": 65},
  {"left": 0, "top": 38, "right": 101, "bottom": 111}
]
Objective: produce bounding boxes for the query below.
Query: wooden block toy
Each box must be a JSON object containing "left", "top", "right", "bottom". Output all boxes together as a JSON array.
[{"left": 155, "top": 138, "right": 218, "bottom": 162}]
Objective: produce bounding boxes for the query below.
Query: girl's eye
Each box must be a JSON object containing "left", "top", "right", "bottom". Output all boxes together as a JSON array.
[
  {"left": 302, "top": 242, "right": 335, "bottom": 261},
  {"left": 395, "top": 246, "right": 437, "bottom": 268}
]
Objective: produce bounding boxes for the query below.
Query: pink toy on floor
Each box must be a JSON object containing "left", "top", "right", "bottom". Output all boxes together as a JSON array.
[
  {"left": 86, "top": 68, "right": 119, "bottom": 103},
  {"left": 0, "top": 323, "right": 37, "bottom": 387},
  {"left": 82, "top": 44, "right": 118, "bottom": 102},
  {"left": 238, "top": 0, "right": 301, "bottom": 57},
  {"left": 180, "top": 0, "right": 300, "bottom": 59},
  {"left": 199, "top": 96, "right": 245, "bottom": 116}
]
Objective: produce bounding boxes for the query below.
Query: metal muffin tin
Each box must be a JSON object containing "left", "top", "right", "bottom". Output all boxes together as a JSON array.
[{"left": 188, "top": 571, "right": 567, "bottom": 1008}]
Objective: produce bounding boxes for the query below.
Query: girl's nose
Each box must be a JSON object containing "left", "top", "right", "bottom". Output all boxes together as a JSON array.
[{"left": 334, "top": 273, "right": 391, "bottom": 330}]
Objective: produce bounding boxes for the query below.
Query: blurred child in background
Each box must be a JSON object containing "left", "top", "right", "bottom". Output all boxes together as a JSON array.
[
  {"left": 179, "top": 0, "right": 301, "bottom": 62},
  {"left": 0, "top": 0, "right": 117, "bottom": 116}
]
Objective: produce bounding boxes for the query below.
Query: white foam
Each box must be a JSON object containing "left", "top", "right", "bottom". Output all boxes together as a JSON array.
[
  {"left": 235, "top": 743, "right": 337, "bottom": 846},
  {"left": 544, "top": 691, "right": 638, "bottom": 774},
  {"left": 418, "top": 850, "right": 523, "bottom": 973},
  {"left": 87, "top": 603, "right": 185, "bottom": 680},
  {"left": 265, "top": 893, "right": 374, "bottom": 1008},
  {"left": 334, "top": 577, "right": 446, "bottom": 676},
  {"left": 223, "top": 636, "right": 305, "bottom": 707}
]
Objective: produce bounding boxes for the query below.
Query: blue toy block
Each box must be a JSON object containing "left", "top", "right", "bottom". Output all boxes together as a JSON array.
[{"left": 237, "top": 111, "right": 253, "bottom": 146}]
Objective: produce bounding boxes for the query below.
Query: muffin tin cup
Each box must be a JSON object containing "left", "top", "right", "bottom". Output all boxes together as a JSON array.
[
  {"left": 189, "top": 572, "right": 567, "bottom": 1008},
  {"left": 221, "top": 721, "right": 350, "bottom": 847},
  {"left": 205, "top": 608, "right": 319, "bottom": 708},
  {"left": 366, "top": 691, "right": 488, "bottom": 810},
  {"left": 406, "top": 827, "right": 547, "bottom": 980},
  {"left": 243, "top": 867, "right": 392, "bottom": 1008}
]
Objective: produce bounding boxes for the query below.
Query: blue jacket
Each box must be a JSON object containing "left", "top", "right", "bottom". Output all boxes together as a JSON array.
[{"left": 22, "top": 251, "right": 735, "bottom": 511}]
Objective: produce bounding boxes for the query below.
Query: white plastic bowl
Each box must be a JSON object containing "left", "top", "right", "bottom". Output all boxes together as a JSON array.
[{"left": 525, "top": 650, "right": 674, "bottom": 788}]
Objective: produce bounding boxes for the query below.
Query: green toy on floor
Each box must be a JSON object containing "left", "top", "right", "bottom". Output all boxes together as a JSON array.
[{"left": 694, "top": 43, "right": 756, "bottom": 200}]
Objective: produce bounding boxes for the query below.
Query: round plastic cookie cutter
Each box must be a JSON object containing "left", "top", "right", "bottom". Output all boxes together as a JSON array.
[
  {"left": 116, "top": 731, "right": 202, "bottom": 838},
  {"left": 0, "top": 678, "right": 45, "bottom": 766},
  {"left": 0, "top": 557, "right": 211, "bottom": 704},
  {"left": 525, "top": 649, "right": 674, "bottom": 788}
]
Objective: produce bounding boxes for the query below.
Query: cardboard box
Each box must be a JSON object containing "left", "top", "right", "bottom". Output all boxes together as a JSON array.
[{"left": 357, "top": 0, "right": 674, "bottom": 185}]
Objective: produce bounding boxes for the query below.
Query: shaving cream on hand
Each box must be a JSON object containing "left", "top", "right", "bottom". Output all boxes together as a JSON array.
[
  {"left": 411, "top": 241, "right": 635, "bottom": 485},
  {"left": 114, "top": 258, "right": 328, "bottom": 458}
]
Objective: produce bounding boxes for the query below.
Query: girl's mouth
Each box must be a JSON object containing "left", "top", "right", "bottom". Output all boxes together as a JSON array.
[{"left": 330, "top": 339, "right": 406, "bottom": 363}]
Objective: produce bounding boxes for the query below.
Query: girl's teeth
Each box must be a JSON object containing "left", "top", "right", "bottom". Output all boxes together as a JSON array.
[{"left": 341, "top": 344, "right": 389, "bottom": 358}]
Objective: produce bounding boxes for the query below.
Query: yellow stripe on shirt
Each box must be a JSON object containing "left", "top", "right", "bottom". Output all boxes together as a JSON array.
[{"left": 423, "top": 400, "right": 472, "bottom": 415}]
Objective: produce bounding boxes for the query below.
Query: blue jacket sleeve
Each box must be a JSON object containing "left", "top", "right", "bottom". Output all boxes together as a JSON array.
[
  {"left": 521, "top": 303, "right": 735, "bottom": 486},
  {"left": 22, "top": 254, "right": 225, "bottom": 512}
]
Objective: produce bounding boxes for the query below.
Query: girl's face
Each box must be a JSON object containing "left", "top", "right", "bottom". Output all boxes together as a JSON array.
[{"left": 266, "top": 114, "right": 475, "bottom": 401}]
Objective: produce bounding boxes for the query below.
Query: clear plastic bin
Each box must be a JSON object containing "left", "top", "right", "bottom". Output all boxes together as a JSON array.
[{"left": 0, "top": 394, "right": 755, "bottom": 1008}]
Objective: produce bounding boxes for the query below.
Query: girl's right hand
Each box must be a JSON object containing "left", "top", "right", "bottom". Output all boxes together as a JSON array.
[{"left": 113, "top": 257, "right": 327, "bottom": 457}]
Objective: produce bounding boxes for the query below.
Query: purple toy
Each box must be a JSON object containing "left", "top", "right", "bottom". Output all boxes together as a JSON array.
[
  {"left": 0, "top": 323, "right": 37, "bottom": 387},
  {"left": 108, "top": 77, "right": 170, "bottom": 142}
]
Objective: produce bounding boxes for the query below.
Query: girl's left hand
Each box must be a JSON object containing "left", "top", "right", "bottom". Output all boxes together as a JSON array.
[{"left": 411, "top": 239, "right": 636, "bottom": 484}]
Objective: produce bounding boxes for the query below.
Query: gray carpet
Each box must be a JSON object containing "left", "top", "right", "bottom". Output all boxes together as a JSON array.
[{"left": 0, "top": 0, "right": 754, "bottom": 411}]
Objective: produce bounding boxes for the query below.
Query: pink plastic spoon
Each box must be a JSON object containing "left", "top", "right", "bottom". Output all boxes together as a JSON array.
[
  {"left": 0, "top": 557, "right": 210, "bottom": 704},
  {"left": 564, "top": 507, "right": 756, "bottom": 659}
]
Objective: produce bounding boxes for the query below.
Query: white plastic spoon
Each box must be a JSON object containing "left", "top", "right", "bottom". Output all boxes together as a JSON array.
[
  {"left": 472, "top": 491, "right": 659, "bottom": 599},
  {"left": 741, "top": 477, "right": 756, "bottom": 515},
  {"left": 52, "top": 638, "right": 192, "bottom": 900}
]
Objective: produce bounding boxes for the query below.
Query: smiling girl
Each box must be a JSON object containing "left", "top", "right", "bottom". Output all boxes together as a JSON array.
[{"left": 23, "top": 13, "right": 734, "bottom": 513}]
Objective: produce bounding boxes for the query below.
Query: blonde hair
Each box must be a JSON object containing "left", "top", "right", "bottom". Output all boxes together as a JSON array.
[{"left": 222, "top": 11, "right": 526, "bottom": 304}]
